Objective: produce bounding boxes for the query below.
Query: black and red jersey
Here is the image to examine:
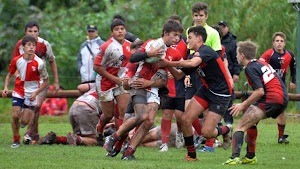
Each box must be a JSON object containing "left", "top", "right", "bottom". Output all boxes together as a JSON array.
[
  {"left": 259, "top": 48, "right": 296, "bottom": 84},
  {"left": 245, "top": 59, "right": 288, "bottom": 105},
  {"left": 182, "top": 45, "right": 232, "bottom": 96}
]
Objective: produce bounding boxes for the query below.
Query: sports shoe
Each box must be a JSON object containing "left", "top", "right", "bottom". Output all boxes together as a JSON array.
[
  {"left": 66, "top": 132, "right": 77, "bottom": 145},
  {"left": 175, "top": 132, "right": 184, "bottom": 149},
  {"left": 106, "top": 148, "right": 120, "bottom": 157},
  {"left": 198, "top": 146, "right": 215, "bottom": 152},
  {"left": 23, "top": 134, "right": 33, "bottom": 144},
  {"left": 11, "top": 143, "right": 21, "bottom": 148},
  {"left": 222, "top": 125, "right": 233, "bottom": 150},
  {"left": 121, "top": 154, "right": 136, "bottom": 161},
  {"left": 278, "top": 135, "right": 289, "bottom": 144},
  {"left": 104, "top": 135, "right": 117, "bottom": 153},
  {"left": 194, "top": 135, "right": 205, "bottom": 149},
  {"left": 183, "top": 155, "right": 198, "bottom": 161},
  {"left": 213, "top": 139, "right": 223, "bottom": 147},
  {"left": 96, "top": 133, "right": 105, "bottom": 147},
  {"left": 121, "top": 141, "right": 129, "bottom": 154},
  {"left": 38, "top": 131, "right": 57, "bottom": 145},
  {"left": 223, "top": 157, "right": 241, "bottom": 165},
  {"left": 241, "top": 156, "right": 257, "bottom": 165},
  {"left": 159, "top": 143, "right": 168, "bottom": 152}
]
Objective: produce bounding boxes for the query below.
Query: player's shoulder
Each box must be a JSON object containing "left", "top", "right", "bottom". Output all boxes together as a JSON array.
[
  {"left": 101, "top": 38, "right": 114, "bottom": 49},
  {"left": 285, "top": 49, "right": 295, "bottom": 57},
  {"left": 15, "top": 39, "right": 22, "bottom": 46},
  {"left": 37, "top": 37, "right": 50, "bottom": 45}
]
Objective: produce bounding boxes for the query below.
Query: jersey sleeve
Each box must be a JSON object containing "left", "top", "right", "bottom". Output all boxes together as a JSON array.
[
  {"left": 94, "top": 43, "right": 108, "bottom": 66},
  {"left": 207, "top": 30, "right": 222, "bottom": 51},
  {"left": 39, "top": 62, "right": 49, "bottom": 80},
  {"left": 259, "top": 50, "right": 272, "bottom": 62},
  {"left": 288, "top": 50, "right": 296, "bottom": 83},
  {"left": 245, "top": 66, "right": 263, "bottom": 90},
  {"left": 8, "top": 58, "right": 18, "bottom": 74},
  {"left": 126, "top": 62, "right": 137, "bottom": 78},
  {"left": 44, "top": 40, "right": 55, "bottom": 62}
]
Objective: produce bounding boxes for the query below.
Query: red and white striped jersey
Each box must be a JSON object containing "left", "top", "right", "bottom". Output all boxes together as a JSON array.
[
  {"left": 76, "top": 83, "right": 101, "bottom": 113},
  {"left": 94, "top": 38, "right": 131, "bottom": 91},
  {"left": 12, "top": 37, "right": 55, "bottom": 63},
  {"left": 9, "top": 54, "right": 49, "bottom": 99}
]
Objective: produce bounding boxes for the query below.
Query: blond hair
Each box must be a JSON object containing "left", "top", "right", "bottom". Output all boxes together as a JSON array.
[{"left": 237, "top": 40, "right": 258, "bottom": 59}]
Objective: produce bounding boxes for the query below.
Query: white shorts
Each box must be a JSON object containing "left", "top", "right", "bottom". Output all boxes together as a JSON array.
[
  {"left": 146, "top": 91, "right": 160, "bottom": 105},
  {"left": 97, "top": 86, "right": 129, "bottom": 102}
]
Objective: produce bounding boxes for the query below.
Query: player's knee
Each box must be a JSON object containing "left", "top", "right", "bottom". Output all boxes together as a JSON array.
[
  {"left": 12, "top": 113, "right": 20, "bottom": 121},
  {"left": 144, "top": 117, "right": 154, "bottom": 129},
  {"left": 201, "top": 129, "right": 214, "bottom": 138},
  {"left": 21, "top": 118, "right": 30, "bottom": 125}
]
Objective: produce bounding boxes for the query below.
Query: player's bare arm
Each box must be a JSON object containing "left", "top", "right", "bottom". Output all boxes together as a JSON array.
[
  {"left": 30, "top": 77, "right": 50, "bottom": 101},
  {"left": 49, "top": 60, "right": 59, "bottom": 94},
  {"left": 131, "top": 78, "right": 166, "bottom": 89},
  {"left": 229, "top": 87, "right": 264, "bottom": 117},
  {"left": 93, "top": 65, "right": 122, "bottom": 86},
  {"left": 2, "top": 73, "right": 13, "bottom": 98}
]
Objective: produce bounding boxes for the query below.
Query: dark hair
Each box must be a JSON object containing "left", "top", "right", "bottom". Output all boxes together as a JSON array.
[
  {"left": 110, "top": 20, "right": 126, "bottom": 31},
  {"left": 24, "top": 21, "right": 39, "bottom": 32},
  {"left": 130, "top": 40, "right": 144, "bottom": 50},
  {"left": 211, "top": 25, "right": 223, "bottom": 39},
  {"left": 192, "top": 2, "right": 208, "bottom": 15},
  {"left": 272, "top": 32, "right": 286, "bottom": 42},
  {"left": 113, "top": 15, "right": 126, "bottom": 23},
  {"left": 168, "top": 15, "right": 182, "bottom": 24},
  {"left": 188, "top": 26, "right": 207, "bottom": 42},
  {"left": 22, "top": 35, "right": 37, "bottom": 46},
  {"left": 161, "top": 20, "right": 184, "bottom": 37}
]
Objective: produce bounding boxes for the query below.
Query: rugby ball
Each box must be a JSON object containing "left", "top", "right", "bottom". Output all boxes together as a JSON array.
[{"left": 145, "top": 38, "right": 166, "bottom": 63}]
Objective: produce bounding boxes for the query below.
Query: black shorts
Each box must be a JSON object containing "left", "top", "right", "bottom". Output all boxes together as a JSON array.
[
  {"left": 185, "top": 86, "right": 198, "bottom": 100},
  {"left": 162, "top": 96, "right": 185, "bottom": 112},
  {"left": 193, "top": 86, "right": 231, "bottom": 116},
  {"left": 254, "top": 102, "right": 287, "bottom": 119}
]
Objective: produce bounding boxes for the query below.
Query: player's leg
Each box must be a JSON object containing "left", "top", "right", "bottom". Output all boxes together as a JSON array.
[
  {"left": 11, "top": 98, "right": 23, "bottom": 148},
  {"left": 174, "top": 97, "right": 185, "bottom": 149},
  {"left": 224, "top": 105, "right": 264, "bottom": 165},
  {"left": 277, "top": 112, "right": 289, "bottom": 143},
  {"left": 160, "top": 107, "right": 173, "bottom": 152}
]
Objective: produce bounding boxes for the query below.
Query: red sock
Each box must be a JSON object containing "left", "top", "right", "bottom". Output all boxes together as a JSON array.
[
  {"left": 124, "top": 145, "right": 135, "bottom": 156},
  {"left": 76, "top": 136, "right": 82, "bottom": 145},
  {"left": 129, "top": 126, "right": 139, "bottom": 144},
  {"left": 277, "top": 123, "right": 285, "bottom": 138},
  {"left": 247, "top": 127, "right": 257, "bottom": 153},
  {"left": 56, "top": 136, "right": 67, "bottom": 144},
  {"left": 114, "top": 104, "right": 119, "bottom": 119},
  {"left": 115, "top": 134, "right": 128, "bottom": 150},
  {"left": 13, "top": 135, "right": 21, "bottom": 143},
  {"left": 118, "top": 118, "right": 123, "bottom": 130},
  {"left": 192, "top": 118, "right": 202, "bottom": 136},
  {"left": 161, "top": 119, "right": 172, "bottom": 144},
  {"left": 97, "top": 114, "right": 106, "bottom": 133},
  {"left": 205, "top": 138, "right": 214, "bottom": 148}
]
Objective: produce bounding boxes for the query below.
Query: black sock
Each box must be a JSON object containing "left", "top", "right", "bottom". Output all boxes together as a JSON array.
[
  {"left": 184, "top": 135, "right": 196, "bottom": 159},
  {"left": 245, "top": 153, "right": 255, "bottom": 159},
  {"left": 232, "top": 131, "right": 244, "bottom": 159}
]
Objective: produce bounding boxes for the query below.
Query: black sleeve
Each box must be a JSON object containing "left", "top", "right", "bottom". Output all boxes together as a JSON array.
[
  {"left": 288, "top": 50, "right": 296, "bottom": 83},
  {"left": 125, "top": 32, "right": 138, "bottom": 43},
  {"left": 245, "top": 66, "right": 263, "bottom": 90},
  {"left": 181, "top": 67, "right": 197, "bottom": 75},
  {"left": 130, "top": 52, "right": 148, "bottom": 63}
]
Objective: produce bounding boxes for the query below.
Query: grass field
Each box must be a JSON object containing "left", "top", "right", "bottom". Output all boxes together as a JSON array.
[{"left": 1, "top": 112, "right": 300, "bottom": 169}]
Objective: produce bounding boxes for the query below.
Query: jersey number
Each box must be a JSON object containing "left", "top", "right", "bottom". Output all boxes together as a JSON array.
[{"left": 261, "top": 66, "right": 275, "bottom": 84}]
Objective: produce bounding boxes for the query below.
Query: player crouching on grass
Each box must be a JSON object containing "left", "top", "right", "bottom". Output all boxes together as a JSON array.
[
  {"left": 2, "top": 35, "right": 49, "bottom": 148},
  {"left": 223, "top": 40, "right": 288, "bottom": 165},
  {"left": 38, "top": 83, "right": 102, "bottom": 146}
]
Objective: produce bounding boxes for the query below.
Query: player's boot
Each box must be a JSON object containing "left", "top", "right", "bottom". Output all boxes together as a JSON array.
[
  {"left": 222, "top": 125, "right": 233, "bottom": 150},
  {"left": 121, "top": 154, "right": 136, "bottom": 161},
  {"left": 23, "top": 133, "right": 33, "bottom": 145},
  {"left": 194, "top": 135, "right": 205, "bottom": 149},
  {"left": 198, "top": 146, "right": 215, "bottom": 152},
  {"left": 11, "top": 143, "right": 21, "bottom": 148},
  {"left": 241, "top": 156, "right": 258, "bottom": 165},
  {"left": 175, "top": 131, "right": 184, "bottom": 149},
  {"left": 159, "top": 143, "right": 169, "bottom": 152},
  {"left": 278, "top": 135, "right": 289, "bottom": 144},
  {"left": 104, "top": 135, "right": 117, "bottom": 153},
  {"left": 183, "top": 155, "right": 198, "bottom": 161},
  {"left": 223, "top": 157, "right": 241, "bottom": 165},
  {"left": 38, "top": 131, "right": 57, "bottom": 145},
  {"left": 106, "top": 148, "right": 121, "bottom": 157}
]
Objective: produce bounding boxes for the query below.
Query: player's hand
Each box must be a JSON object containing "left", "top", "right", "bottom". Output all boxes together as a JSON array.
[
  {"left": 230, "top": 78, "right": 234, "bottom": 89},
  {"left": 132, "top": 78, "right": 150, "bottom": 89},
  {"left": 233, "top": 75, "right": 239, "bottom": 83},
  {"left": 122, "top": 76, "right": 131, "bottom": 90},
  {"left": 289, "top": 82, "right": 296, "bottom": 90},
  {"left": 168, "top": 71, "right": 174, "bottom": 79},
  {"left": 2, "top": 88, "right": 8, "bottom": 98},
  {"left": 114, "top": 77, "right": 123, "bottom": 87},
  {"left": 154, "top": 59, "right": 169, "bottom": 68},
  {"left": 194, "top": 52, "right": 200, "bottom": 57},
  {"left": 53, "top": 82, "right": 60, "bottom": 94},
  {"left": 184, "top": 76, "right": 192, "bottom": 87},
  {"left": 147, "top": 44, "right": 164, "bottom": 57},
  {"left": 228, "top": 103, "right": 246, "bottom": 117},
  {"left": 29, "top": 92, "right": 37, "bottom": 101}
]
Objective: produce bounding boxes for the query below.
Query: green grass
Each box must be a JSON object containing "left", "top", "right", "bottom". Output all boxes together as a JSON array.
[{"left": 1, "top": 114, "right": 300, "bottom": 168}]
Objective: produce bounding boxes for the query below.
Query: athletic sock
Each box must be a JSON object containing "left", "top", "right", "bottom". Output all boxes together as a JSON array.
[
  {"left": 277, "top": 123, "right": 285, "bottom": 138},
  {"left": 216, "top": 126, "right": 229, "bottom": 136},
  {"left": 161, "top": 119, "right": 172, "bottom": 144},
  {"left": 13, "top": 135, "right": 21, "bottom": 143},
  {"left": 129, "top": 126, "right": 139, "bottom": 144},
  {"left": 231, "top": 131, "right": 244, "bottom": 159},
  {"left": 192, "top": 118, "right": 202, "bottom": 136},
  {"left": 117, "top": 118, "right": 123, "bottom": 130},
  {"left": 205, "top": 138, "right": 214, "bottom": 148},
  {"left": 184, "top": 135, "right": 196, "bottom": 159},
  {"left": 124, "top": 145, "right": 135, "bottom": 156},
  {"left": 56, "top": 136, "right": 67, "bottom": 144},
  {"left": 112, "top": 132, "right": 120, "bottom": 141},
  {"left": 246, "top": 126, "right": 257, "bottom": 155},
  {"left": 76, "top": 136, "right": 83, "bottom": 145},
  {"left": 97, "top": 114, "right": 106, "bottom": 133},
  {"left": 115, "top": 134, "right": 128, "bottom": 150}
]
